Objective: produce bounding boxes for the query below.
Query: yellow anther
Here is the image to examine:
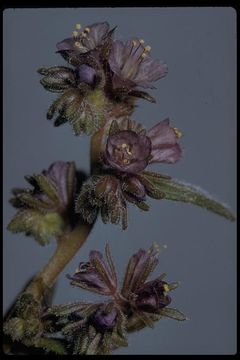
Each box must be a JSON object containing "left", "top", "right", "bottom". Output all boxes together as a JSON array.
[
  {"left": 84, "top": 27, "right": 90, "bottom": 33},
  {"left": 141, "top": 52, "right": 147, "bottom": 59},
  {"left": 72, "top": 31, "right": 78, "bottom": 38},
  {"left": 144, "top": 45, "right": 151, "bottom": 52},
  {"left": 121, "top": 143, "right": 128, "bottom": 149},
  {"left": 163, "top": 284, "right": 170, "bottom": 293},
  {"left": 173, "top": 127, "right": 183, "bottom": 138},
  {"left": 76, "top": 24, "right": 81, "bottom": 30},
  {"left": 75, "top": 41, "right": 81, "bottom": 48},
  {"left": 139, "top": 39, "right": 145, "bottom": 44}
]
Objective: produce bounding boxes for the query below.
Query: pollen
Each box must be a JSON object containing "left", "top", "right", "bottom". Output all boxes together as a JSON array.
[
  {"left": 75, "top": 42, "right": 81, "bottom": 48},
  {"left": 76, "top": 24, "right": 81, "bottom": 30},
  {"left": 72, "top": 31, "right": 78, "bottom": 38},
  {"left": 139, "top": 39, "right": 145, "bottom": 44},
  {"left": 84, "top": 27, "right": 91, "bottom": 33},
  {"left": 144, "top": 45, "right": 151, "bottom": 52},
  {"left": 163, "top": 284, "right": 170, "bottom": 293},
  {"left": 173, "top": 127, "right": 183, "bottom": 138}
]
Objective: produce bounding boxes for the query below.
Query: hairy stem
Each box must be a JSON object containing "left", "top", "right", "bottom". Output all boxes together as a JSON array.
[
  {"left": 90, "top": 118, "right": 112, "bottom": 173},
  {"left": 25, "top": 222, "right": 93, "bottom": 300}
]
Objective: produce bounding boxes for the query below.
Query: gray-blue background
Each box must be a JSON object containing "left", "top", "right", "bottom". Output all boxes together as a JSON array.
[{"left": 3, "top": 8, "right": 236, "bottom": 354}]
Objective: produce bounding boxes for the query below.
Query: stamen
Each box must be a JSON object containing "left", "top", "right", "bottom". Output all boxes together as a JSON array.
[
  {"left": 136, "top": 44, "right": 151, "bottom": 64},
  {"left": 139, "top": 39, "right": 145, "bottom": 44},
  {"left": 163, "top": 284, "right": 170, "bottom": 293},
  {"left": 72, "top": 31, "right": 78, "bottom": 38},
  {"left": 84, "top": 27, "right": 91, "bottom": 33},
  {"left": 173, "top": 127, "right": 183, "bottom": 138},
  {"left": 76, "top": 24, "right": 81, "bottom": 30},
  {"left": 132, "top": 41, "right": 143, "bottom": 56},
  {"left": 75, "top": 42, "right": 81, "bottom": 48},
  {"left": 144, "top": 45, "right": 151, "bottom": 53},
  {"left": 128, "top": 40, "right": 137, "bottom": 57},
  {"left": 123, "top": 159, "right": 130, "bottom": 164},
  {"left": 121, "top": 143, "right": 128, "bottom": 148}
]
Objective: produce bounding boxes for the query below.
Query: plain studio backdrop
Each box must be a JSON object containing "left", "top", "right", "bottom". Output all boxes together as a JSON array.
[{"left": 3, "top": 7, "right": 236, "bottom": 355}]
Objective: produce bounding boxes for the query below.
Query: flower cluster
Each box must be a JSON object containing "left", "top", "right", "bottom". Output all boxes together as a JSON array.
[
  {"left": 7, "top": 161, "right": 83, "bottom": 245},
  {"left": 76, "top": 117, "right": 183, "bottom": 229},
  {"left": 38, "top": 22, "right": 167, "bottom": 135},
  {"left": 46, "top": 244, "right": 186, "bottom": 354}
]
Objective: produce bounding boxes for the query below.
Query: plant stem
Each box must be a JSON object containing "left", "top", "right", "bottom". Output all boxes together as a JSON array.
[
  {"left": 25, "top": 222, "right": 93, "bottom": 300},
  {"left": 90, "top": 118, "right": 112, "bottom": 173}
]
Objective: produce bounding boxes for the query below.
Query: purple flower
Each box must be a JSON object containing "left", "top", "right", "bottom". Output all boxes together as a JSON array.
[
  {"left": 146, "top": 118, "right": 182, "bottom": 164},
  {"left": 57, "top": 22, "right": 111, "bottom": 54},
  {"left": 121, "top": 245, "right": 160, "bottom": 297},
  {"left": 104, "top": 118, "right": 182, "bottom": 174},
  {"left": 135, "top": 279, "right": 171, "bottom": 313},
  {"left": 109, "top": 39, "right": 168, "bottom": 90},
  {"left": 67, "top": 246, "right": 117, "bottom": 296},
  {"left": 105, "top": 130, "right": 152, "bottom": 174},
  {"left": 91, "top": 304, "right": 118, "bottom": 331}
]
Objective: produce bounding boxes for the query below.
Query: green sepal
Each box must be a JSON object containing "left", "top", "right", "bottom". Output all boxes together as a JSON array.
[
  {"left": 33, "top": 337, "right": 67, "bottom": 355},
  {"left": 7, "top": 210, "right": 66, "bottom": 246},
  {"left": 32, "top": 174, "right": 59, "bottom": 203},
  {"left": 159, "top": 307, "right": 187, "bottom": 321}
]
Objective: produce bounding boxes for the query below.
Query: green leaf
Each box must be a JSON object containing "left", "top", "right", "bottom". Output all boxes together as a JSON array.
[{"left": 141, "top": 174, "right": 235, "bottom": 221}]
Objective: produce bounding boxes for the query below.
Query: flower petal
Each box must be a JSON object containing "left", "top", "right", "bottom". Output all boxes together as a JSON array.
[
  {"left": 150, "top": 143, "right": 182, "bottom": 164},
  {"left": 77, "top": 64, "right": 96, "bottom": 85},
  {"left": 135, "top": 58, "right": 168, "bottom": 86},
  {"left": 88, "top": 22, "right": 110, "bottom": 47},
  {"left": 121, "top": 245, "right": 159, "bottom": 296},
  {"left": 147, "top": 118, "right": 177, "bottom": 148},
  {"left": 43, "top": 161, "right": 71, "bottom": 205},
  {"left": 56, "top": 38, "right": 76, "bottom": 51}
]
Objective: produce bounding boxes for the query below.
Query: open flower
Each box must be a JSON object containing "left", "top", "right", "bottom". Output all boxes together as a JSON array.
[
  {"left": 135, "top": 279, "right": 171, "bottom": 313},
  {"left": 120, "top": 244, "right": 186, "bottom": 328},
  {"left": 109, "top": 39, "right": 168, "bottom": 90},
  {"left": 104, "top": 118, "right": 182, "bottom": 173},
  {"left": 7, "top": 161, "right": 81, "bottom": 245},
  {"left": 76, "top": 117, "right": 183, "bottom": 228},
  {"left": 56, "top": 22, "right": 113, "bottom": 63},
  {"left": 105, "top": 130, "right": 152, "bottom": 173}
]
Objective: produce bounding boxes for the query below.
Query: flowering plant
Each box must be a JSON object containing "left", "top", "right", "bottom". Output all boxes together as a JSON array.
[{"left": 4, "top": 20, "right": 235, "bottom": 355}]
